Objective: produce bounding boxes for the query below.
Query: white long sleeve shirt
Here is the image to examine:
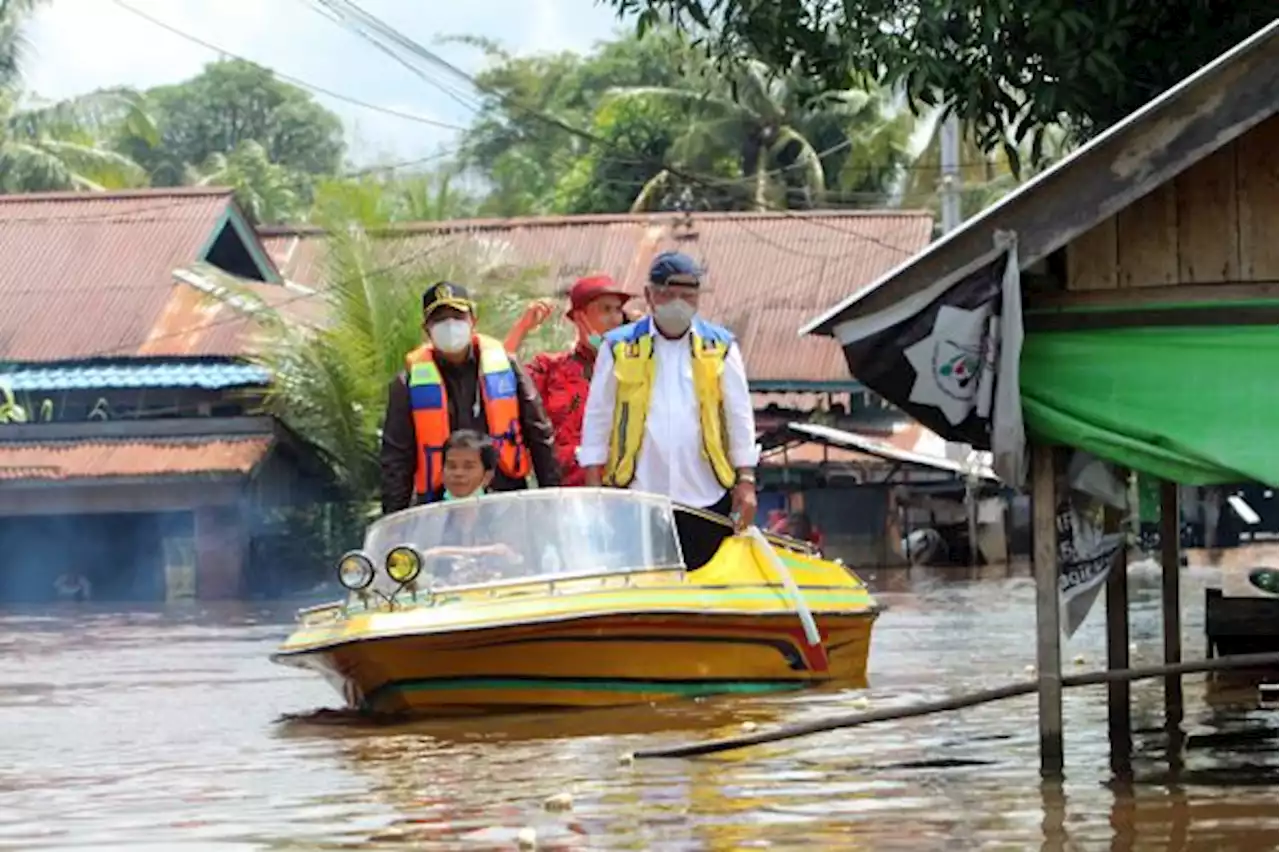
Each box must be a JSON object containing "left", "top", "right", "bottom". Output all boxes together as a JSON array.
[{"left": 576, "top": 323, "right": 760, "bottom": 509}]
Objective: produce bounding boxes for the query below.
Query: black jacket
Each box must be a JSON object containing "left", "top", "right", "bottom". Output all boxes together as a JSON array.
[{"left": 379, "top": 350, "right": 560, "bottom": 514}]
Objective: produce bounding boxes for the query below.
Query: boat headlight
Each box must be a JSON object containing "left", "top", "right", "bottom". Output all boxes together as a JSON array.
[
  {"left": 386, "top": 545, "right": 423, "bottom": 585},
  {"left": 337, "top": 551, "right": 375, "bottom": 591}
]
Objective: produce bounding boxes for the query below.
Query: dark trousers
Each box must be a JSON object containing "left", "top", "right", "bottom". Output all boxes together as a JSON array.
[{"left": 674, "top": 491, "right": 734, "bottom": 571}]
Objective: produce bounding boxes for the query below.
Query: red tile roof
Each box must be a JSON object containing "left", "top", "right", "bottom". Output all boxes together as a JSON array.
[
  {"left": 0, "top": 188, "right": 286, "bottom": 362},
  {"left": 0, "top": 435, "right": 273, "bottom": 482},
  {"left": 259, "top": 210, "right": 933, "bottom": 385}
]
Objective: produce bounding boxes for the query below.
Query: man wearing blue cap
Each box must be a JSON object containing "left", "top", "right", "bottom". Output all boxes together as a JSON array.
[{"left": 577, "top": 251, "right": 759, "bottom": 570}]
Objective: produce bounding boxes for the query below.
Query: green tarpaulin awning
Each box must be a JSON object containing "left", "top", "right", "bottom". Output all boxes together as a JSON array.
[{"left": 1021, "top": 323, "right": 1279, "bottom": 486}]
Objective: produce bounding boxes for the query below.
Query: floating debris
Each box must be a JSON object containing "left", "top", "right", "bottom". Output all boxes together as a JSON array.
[
  {"left": 617, "top": 752, "right": 635, "bottom": 766},
  {"left": 849, "top": 696, "right": 870, "bottom": 711},
  {"left": 517, "top": 826, "right": 538, "bottom": 849},
  {"left": 543, "top": 792, "right": 573, "bottom": 812},
  {"left": 1024, "top": 665, "right": 1037, "bottom": 675},
  {"left": 1072, "top": 654, "right": 1087, "bottom": 666},
  {"left": 740, "top": 721, "right": 758, "bottom": 732}
]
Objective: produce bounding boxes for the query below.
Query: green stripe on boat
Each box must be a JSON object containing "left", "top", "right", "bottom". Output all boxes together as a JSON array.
[{"left": 378, "top": 677, "right": 811, "bottom": 697}]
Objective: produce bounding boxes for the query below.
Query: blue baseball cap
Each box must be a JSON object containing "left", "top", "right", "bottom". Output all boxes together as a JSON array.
[{"left": 648, "top": 251, "right": 704, "bottom": 286}]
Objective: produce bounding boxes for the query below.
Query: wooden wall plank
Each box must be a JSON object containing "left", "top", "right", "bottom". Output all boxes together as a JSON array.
[
  {"left": 1236, "top": 116, "right": 1279, "bottom": 282},
  {"left": 1065, "top": 215, "right": 1119, "bottom": 291},
  {"left": 1117, "top": 183, "right": 1179, "bottom": 288},
  {"left": 1175, "top": 144, "right": 1240, "bottom": 283}
]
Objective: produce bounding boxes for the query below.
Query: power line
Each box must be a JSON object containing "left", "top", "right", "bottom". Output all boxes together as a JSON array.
[
  {"left": 294, "top": 0, "right": 937, "bottom": 257},
  {"left": 300, "top": 0, "right": 482, "bottom": 115},
  {"left": 109, "top": 0, "right": 469, "bottom": 134}
]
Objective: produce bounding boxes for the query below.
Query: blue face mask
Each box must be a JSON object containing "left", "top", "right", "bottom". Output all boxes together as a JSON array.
[
  {"left": 443, "top": 488, "right": 484, "bottom": 502},
  {"left": 587, "top": 333, "right": 603, "bottom": 349}
]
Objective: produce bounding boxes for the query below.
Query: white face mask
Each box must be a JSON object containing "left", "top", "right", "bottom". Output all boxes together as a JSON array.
[
  {"left": 652, "top": 299, "right": 696, "bottom": 335},
  {"left": 429, "top": 318, "right": 472, "bottom": 354}
]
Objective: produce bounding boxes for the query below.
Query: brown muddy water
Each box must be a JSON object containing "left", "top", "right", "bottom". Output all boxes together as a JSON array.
[{"left": 0, "top": 563, "right": 1275, "bottom": 851}]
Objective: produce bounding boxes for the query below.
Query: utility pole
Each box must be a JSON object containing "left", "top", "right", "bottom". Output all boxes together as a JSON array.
[{"left": 939, "top": 112, "right": 963, "bottom": 234}]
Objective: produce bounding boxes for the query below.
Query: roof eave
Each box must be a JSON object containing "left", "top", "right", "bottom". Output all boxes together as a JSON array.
[{"left": 801, "top": 19, "right": 1280, "bottom": 338}]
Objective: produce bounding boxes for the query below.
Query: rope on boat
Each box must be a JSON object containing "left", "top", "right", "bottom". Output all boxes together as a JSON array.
[
  {"left": 632, "top": 652, "right": 1279, "bottom": 759},
  {"left": 744, "top": 526, "right": 822, "bottom": 647}
]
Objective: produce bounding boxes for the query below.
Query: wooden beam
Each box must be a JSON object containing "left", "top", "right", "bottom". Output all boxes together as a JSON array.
[
  {"left": 1025, "top": 281, "right": 1277, "bottom": 311},
  {"left": 1025, "top": 303, "right": 1277, "bottom": 332},
  {"left": 1159, "top": 480, "right": 1185, "bottom": 771},
  {"left": 1104, "top": 501, "right": 1132, "bottom": 779},
  {"left": 1032, "top": 442, "right": 1064, "bottom": 778}
]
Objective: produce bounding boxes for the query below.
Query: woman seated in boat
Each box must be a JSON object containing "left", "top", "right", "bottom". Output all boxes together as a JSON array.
[{"left": 422, "top": 430, "right": 523, "bottom": 584}]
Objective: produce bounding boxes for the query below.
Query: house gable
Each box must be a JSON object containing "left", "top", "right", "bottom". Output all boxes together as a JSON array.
[{"left": 198, "top": 202, "right": 282, "bottom": 284}]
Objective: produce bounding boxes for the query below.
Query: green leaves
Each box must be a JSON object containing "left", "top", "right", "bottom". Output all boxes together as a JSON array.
[{"left": 599, "top": 0, "right": 1276, "bottom": 174}]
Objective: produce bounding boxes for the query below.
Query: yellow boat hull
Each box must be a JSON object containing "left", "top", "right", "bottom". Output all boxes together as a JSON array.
[{"left": 274, "top": 536, "right": 879, "bottom": 716}]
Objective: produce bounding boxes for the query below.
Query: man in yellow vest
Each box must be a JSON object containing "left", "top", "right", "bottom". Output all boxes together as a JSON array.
[
  {"left": 578, "top": 252, "right": 759, "bottom": 569},
  {"left": 379, "top": 281, "right": 560, "bottom": 513}
]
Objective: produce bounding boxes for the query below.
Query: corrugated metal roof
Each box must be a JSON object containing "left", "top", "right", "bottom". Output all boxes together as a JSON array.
[
  {"left": 0, "top": 360, "right": 271, "bottom": 391},
  {"left": 259, "top": 210, "right": 933, "bottom": 384},
  {"left": 0, "top": 435, "right": 273, "bottom": 482},
  {"left": 0, "top": 188, "right": 280, "bottom": 362}
]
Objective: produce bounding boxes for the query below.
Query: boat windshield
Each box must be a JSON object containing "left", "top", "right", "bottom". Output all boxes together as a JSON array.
[{"left": 362, "top": 488, "right": 684, "bottom": 593}]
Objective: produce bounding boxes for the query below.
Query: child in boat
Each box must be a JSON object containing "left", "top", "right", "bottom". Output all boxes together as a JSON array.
[{"left": 423, "top": 431, "right": 523, "bottom": 580}]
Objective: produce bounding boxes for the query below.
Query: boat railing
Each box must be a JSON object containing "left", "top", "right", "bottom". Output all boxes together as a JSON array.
[{"left": 354, "top": 562, "right": 689, "bottom": 611}]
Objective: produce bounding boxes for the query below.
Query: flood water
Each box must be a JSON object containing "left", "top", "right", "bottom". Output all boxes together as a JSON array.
[{"left": 0, "top": 561, "right": 1275, "bottom": 851}]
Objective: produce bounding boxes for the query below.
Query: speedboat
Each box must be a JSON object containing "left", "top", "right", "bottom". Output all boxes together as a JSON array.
[{"left": 272, "top": 488, "right": 880, "bottom": 716}]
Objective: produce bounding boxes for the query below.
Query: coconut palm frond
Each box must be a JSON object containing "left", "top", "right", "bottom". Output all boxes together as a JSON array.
[{"left": 630, "top": 168, "right": 672, "bottom": 212}]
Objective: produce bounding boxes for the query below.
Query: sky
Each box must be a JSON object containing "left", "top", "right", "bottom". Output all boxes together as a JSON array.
[{"left": 21, "top": 0, "right": 626, "bottom": 166}]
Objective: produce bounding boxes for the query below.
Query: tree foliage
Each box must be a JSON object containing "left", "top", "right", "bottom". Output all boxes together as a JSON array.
[
  {"left": 459, "top": 27, "right": 714, "bottom": 214},
  {"left": 0, "top": 88, "right": 152, "bottom": 191},
  {"left": 604, "top": 0, "right": 1276, "bottom": 171},
  {"left": 462, "top": 26, "right": 915, "bottom": 214},
  {"left": 131, "top": 60, "right": 345, "bottom": 185},
  {"left": 0, "top": 0, "right": 43, "bottom": 90}
]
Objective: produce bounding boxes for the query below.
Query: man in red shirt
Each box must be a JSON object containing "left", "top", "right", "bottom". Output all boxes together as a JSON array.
[{"left": 507, "top": 275, "right": 632, "bottom": 487}]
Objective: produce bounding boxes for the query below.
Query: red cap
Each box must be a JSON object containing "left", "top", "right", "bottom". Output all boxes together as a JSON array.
[{"left": 567, "top": 274, "right": 631, "bottom": 317}]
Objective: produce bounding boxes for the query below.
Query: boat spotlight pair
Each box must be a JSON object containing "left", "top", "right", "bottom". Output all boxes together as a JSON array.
[{"left": 337, "top": 546, "right": 423, "bottom": 592}]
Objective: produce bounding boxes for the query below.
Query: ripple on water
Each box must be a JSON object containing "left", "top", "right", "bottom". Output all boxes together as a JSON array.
[{"left": 0, "top": 566, "right": 1276, "bottom": 850}]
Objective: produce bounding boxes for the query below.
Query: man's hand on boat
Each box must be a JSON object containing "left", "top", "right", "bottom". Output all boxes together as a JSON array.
[{"left": 729, "top": 474, "right": 757, "bottom": 532}]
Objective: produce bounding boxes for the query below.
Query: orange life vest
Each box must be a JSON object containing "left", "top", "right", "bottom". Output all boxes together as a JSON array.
[{"left": 404, "top": 335, "right": 531, "bottom": 498}]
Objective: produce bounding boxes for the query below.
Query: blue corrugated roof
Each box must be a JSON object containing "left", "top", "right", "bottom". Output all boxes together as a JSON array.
[{"left": 0, "top": 361, "right": 272, "bottom": 391}]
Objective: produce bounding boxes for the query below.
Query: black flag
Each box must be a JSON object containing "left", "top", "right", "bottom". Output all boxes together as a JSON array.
[{"left": 838, "top": 236, "right": 1026, "bottom": 485}]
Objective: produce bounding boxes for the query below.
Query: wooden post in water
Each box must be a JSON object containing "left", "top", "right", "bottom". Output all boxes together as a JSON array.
[
  {"left": 1031, "top": 443, "right": 1064, "bottom": 777},
  {"left": 1104, "top": 498, "right": 1132, "bottom": 779},
  {"left": 1159, "top": 481, "right": 1185, "bottom": 767}
]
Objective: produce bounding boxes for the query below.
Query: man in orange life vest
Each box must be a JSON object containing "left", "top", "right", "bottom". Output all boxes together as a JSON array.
[{"left": 378, "top": 281, "right": 560, "bottom": 513}]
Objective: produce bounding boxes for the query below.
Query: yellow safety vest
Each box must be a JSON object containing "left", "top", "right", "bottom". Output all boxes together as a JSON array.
[{"left": 604, "top": 316, "right": 737, "bottom": 490}]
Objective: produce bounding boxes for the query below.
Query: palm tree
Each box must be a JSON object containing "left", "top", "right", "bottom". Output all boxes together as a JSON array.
[
  {"left": 610, "top": 61, "right": 914, "bottom": 211},
  {"left": 187, "top": 140, "right": 304, "bottom": 225},
  {"left": 0, "top": 0, "right": 44, "bottom": 91},
  {"left": 310, "top": 164, "right": 479, "bottom": 226},
  {"left": 0, "top": 87, "right": 154, "bottom": 192}
]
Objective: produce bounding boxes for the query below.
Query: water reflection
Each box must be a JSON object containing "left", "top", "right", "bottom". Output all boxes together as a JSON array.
[{"left": 0, "top": 563, "right": 1274, "bottom": 850}]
